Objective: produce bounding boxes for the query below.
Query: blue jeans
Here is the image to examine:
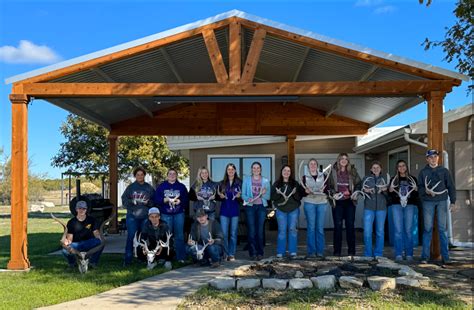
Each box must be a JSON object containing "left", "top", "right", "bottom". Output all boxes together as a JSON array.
[
  {"left": 363, "top": 209, "right": 387, "bottom": 257},
  {"left": 304, "top": 202, "right": 327, "bottom": 256},
  {"left": 220, "top": 215, "right": 239, "bottom": 256},
  {"left": 422, "top": 200, "right": 449, "bottom": 261},
  {"left": 276, "top": 208, "right": 299, "bottom": 256},
  {"left": 62, "top": 238, "right": 103, "bottom": 266},
  {"left": 392, "top": 204, "right": 416, "bottom": 257},
  {"left": 245, "top": 204, "right": 267, "bottom": 257},
  {"left": 161, "top": 213, "right": 185, "bottom": 261},
  {"left": 124, "top": 213, "right": 147, "bottom": 263},
  {"left": 186, "top": 244, "right": 223, "bottom": 263}
]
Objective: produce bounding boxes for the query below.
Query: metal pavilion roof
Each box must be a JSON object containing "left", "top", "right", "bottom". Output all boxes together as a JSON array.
[{"left": 5, "top": 10, "right": 469, "bottom": 129}]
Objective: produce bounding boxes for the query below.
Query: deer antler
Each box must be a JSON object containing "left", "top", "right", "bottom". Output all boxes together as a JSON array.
[
  {"left": 425, "top": 176, "right": 448, "bottom": 196},
  {"left": 276, "top": 185, "right": 297, "bottom": 206},
  {"left": 159, "top": 231, "right": 173, "bottom": 256},
  {"left": 243, "top": 187, "right": 265, "bottom": 206}
]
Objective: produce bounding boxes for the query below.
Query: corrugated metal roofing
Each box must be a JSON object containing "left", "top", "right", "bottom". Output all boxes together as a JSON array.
[{"left": 4, "top": 10, "right": 467, "bottom": 129}]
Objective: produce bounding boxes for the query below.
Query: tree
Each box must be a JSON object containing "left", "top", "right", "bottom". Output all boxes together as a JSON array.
[
  {"left": 421, "top": 0, "right": 473, "bottom": 90},
  {"left": 52, "top": 114, "right": 189, "bottom": 184}
]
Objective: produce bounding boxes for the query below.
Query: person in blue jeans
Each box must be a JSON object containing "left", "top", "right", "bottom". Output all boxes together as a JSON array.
[
  {"left": 217, "top": 163, "right": 242, "bottom": 261},
  {"left": 154, "top": 168, "right": 189, "bottom": 263},
  {"left": 388, "top": 159, "right": 419, "bottom": 261},
  {"left": 62, "top": 200, "right": 103, "bottom": 268},
  {"left": 301, "top": 158, "right": 330, "bottom": 258},
  {"left": 418, "top": 149, "right": 456, "bottom": 265},
  {"left": 242, "top": 161, "right": 271, "bottom": 260},
  {"left": 271, "top": 165, "right": 303, "bottom": 258},
  {"left": 186, "top": 209, "right": 224, "bottom": 268},
  {"left": 362, "top": 161, "right": 388, "bottom": 258},
  {"left": 121, "top": 166, "right": 155, "bottom": 266}
]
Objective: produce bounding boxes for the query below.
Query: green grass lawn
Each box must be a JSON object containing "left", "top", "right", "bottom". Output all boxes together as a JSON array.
[{"left": 0, "top": 212, "right": 179, "bottom": 310}]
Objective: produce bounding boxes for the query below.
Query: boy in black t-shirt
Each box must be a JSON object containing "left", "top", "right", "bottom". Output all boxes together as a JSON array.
[{"left": 62, "top": 201, "right": 103, "bottom": 268}]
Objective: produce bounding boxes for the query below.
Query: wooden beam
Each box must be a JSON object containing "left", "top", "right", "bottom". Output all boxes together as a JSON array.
[
  {"left": 229, "top": 20, "right": 242, "bottom": 83},
  {"left": 426, "top": 90, "right": 445, "bottom": 261},
  {"left": 8, "top": 94, "right": 30, "bottom": 270},
  {"left": 238, "top": 17, "right": 463, "bottom": 83},
  {"left": 13, "top": 19, "right": 232, "bottom": 84},
  {"left": 17, "top": 80, "right": 455, "bottom": 98},
  {"left": 202, "top": 29, "right": 228, "bottom": 83},
  {"left": 292, "top": 47, "right": 310, "bottom": 82},
  {"left": 91, "top": 68, "right": 154, "bottom": 117},
  {"left": 287, "top": 135, "right": 296, "bottom": 172},
  {"left": 108, "top": 135, "right": 119, "bottom": 234},
  {"left": 241, "top": 28, "right": 266, "bottom": 83},
  {"left": 110, "top": 102, "right": 369, "bottom": 136}
]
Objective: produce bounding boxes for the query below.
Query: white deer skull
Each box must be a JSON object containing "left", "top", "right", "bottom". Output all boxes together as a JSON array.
[
  {"left": 139, "top": 239, "right": 161, "bottom": 270},
  {"left": 391, "top": 175, "right": 417, "bottom": 207}
]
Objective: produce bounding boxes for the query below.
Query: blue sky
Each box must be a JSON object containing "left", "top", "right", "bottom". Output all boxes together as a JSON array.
[{"left": 0, "top": 0, "right": 471, "bottom": 179}]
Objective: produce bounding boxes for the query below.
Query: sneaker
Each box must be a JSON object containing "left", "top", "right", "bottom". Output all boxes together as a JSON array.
[
  {"left": 420, "top": 259, "right": 428, "bottom": 264},
  {"left": 164, "top": 261, "right": 172, "bottom": 270},
  {"left": 227, "top": 256, "right": 235, "bottom": 261},
  {"left": 406, "top": 256, "right": 414, "bottom": 262},
  {"left": 305, "top": 254, "right": 317, "bottom": 259},
  {"left": 395, "top": 255, "right": 403, "bottom": 262},
  {"left": 289, "top": 253, "right": 297, "bottom": 260},
  {"left": 276, "top": 254, "right": 283, "bottom": 258},
  {"left": 210, "top": 262, "right": 220, "bottom": 268}
]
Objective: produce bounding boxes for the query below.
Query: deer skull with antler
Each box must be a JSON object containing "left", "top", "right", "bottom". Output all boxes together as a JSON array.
[
  {"left": 168, "top": 193, "right": 181, "bottom": 209},
  {"left": 138, "top": 238, "right": 162, "bottom": 270},
  {"left": 51, "top": 213, "right": 113, "bottom": 274},
  {"left": 198, "top": 189, "right": 216, "bottom": 211},
  {"left": 189, "top": 233, "right": 212, "bottom": 260},
  {"left": 390, "top": 175, "right": 417, "bottom": 207}
]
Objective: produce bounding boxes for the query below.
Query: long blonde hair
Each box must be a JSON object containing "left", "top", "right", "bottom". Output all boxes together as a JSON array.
[
  {"left": 336, "top": 153, "right": 352, "bottom": 174},
  {"left": 194, "top": 166, "right": 212, "bottom": 192}
]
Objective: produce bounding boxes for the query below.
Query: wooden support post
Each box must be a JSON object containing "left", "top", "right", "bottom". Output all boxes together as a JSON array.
[
  {"left": 426, "top": 91, "right": 445, "bottom": 260},
  {"left": 287, "top": 135, "right": 296, "bottom": 173},
  {"left": 8, "top": 94, "right": 30, "bottom": 270},
  {"left": 229, "top": 20, "right": 242, "bottom": 83},
  {"left": 108, "top": 135, "right": 119, "bottom": 233}
]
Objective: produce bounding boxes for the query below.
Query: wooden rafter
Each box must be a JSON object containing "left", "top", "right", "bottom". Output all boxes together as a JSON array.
[
  {"left": 202, "top": 29, "right": 228, "bottom": 83},
  {"left": 238, "top": 17, "right": 462, "bottom": 84},
  {"left": 229, "top": 20, "right": 242, "bottom": 83},
  {"left": 241, "top": 28, "right": 266, "bottom": 83},
  {"left": 160, "top": 47, "right": 184, "bottom": 83},
  {"left": 16, "top": 80, "right": 454, "bottom": 98},
  {"left": 12, "top": 19, "right": 232, "bottom": 85}
]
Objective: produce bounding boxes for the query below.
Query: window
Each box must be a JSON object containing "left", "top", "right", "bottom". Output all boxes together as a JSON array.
[
  {"left": 388, "top": 146, "right": 409, "bottom": 175},
  {"left": 208, "top": 155, "right": 274, "bottom": 183}
]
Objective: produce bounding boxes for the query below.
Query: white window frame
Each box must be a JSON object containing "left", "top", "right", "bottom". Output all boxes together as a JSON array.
[
  {"left": 387, "top": 145, "right": 410, "bottom": 173},
  {"left": 207, "top": 154, "right": 276, "bottom": 182}
]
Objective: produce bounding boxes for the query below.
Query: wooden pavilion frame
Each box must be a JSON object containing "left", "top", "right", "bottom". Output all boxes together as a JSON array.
[{"left": 8, "top": 15, "right": 464, "bottom": 269}]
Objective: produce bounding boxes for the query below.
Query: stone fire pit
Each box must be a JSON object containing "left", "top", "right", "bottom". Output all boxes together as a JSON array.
[{"left": 209, "top": 256, "right": 430, "bottom": 292}]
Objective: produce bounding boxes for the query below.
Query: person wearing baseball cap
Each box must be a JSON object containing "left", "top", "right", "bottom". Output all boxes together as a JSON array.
[
  {"left": 61, "top": 200, "right": 103, "bottom": 269},
  {"left": 138, "top": 207, "right": 174, "bottom": 270},
  {"left": 186, "top": 208, "right": 224, "bottom": 268},
  {"left": 418, "top": 148, "right": 456, "bottom": 265}
]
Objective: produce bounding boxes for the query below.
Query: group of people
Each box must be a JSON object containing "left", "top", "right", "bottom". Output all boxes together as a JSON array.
[{"left": 61, "top": 148, "right": 456, "bottom": 270}]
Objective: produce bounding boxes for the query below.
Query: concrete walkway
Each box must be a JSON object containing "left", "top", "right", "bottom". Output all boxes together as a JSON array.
[{"left": 39, "top": 260, "right": 249, "bottom": 310}]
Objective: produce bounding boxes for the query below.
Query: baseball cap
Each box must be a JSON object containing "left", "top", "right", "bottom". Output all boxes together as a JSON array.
[
  {"left": 148, "top": 207, "right": 160, "bottom": 215},
  {"left": 195, "top": 208, "right": 207, "bottom": 217},
  {"left": 76, "top": 200, "right": 88, "bottom": 209},
  {"left": 426, "top": 149, "right": 439, "bottom": 157}
]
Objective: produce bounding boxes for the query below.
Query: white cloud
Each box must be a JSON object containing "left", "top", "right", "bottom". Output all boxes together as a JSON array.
[
  {"left": 374, "top": 5, "right": 397, "bottom": 14},
  {"left": 0, "top": 40, "right": 61, "bottom": 64},
  {"left": 354, "top": 0, "right": 383, "bottom": 7}
]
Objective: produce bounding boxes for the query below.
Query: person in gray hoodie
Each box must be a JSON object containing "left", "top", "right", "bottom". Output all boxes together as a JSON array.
[
  {"left": 121, "top": 166, "right": 155, "bottom": 266},
  {"left": 418, "top": 149, "right": 456, "bottom": 265},
  {"left": 361, "top": 161, "right": 389, "bottom": 258}
]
